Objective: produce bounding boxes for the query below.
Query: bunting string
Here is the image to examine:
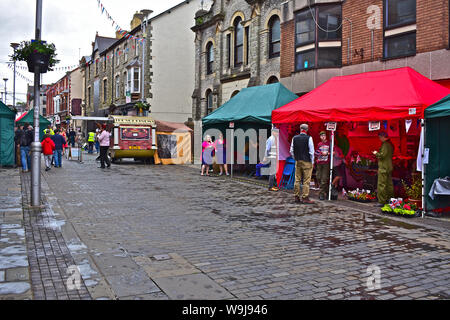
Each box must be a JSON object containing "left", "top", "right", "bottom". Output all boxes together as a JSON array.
[
  {"left": 96, "top": 0, "right": 146, "bottom": 43},
  {"left": 6, "top": 62, "right": 79, "bottom": 72},
  {"left": 6, "top": 63, "right": 33, "bottom": 83}
]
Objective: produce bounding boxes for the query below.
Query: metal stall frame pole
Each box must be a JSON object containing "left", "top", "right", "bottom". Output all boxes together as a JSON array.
[
  {"left": 31, "top": 0, "right": 43, "bottom": 207},
  {"left": 328, "top": 129, "right": 335, "bottom": 201},
  {"left": 231, "top": 128, "right": 234, "bottom": 178},
  {"left": 421, "top": 118, "right": 426, "bottom": 218}
]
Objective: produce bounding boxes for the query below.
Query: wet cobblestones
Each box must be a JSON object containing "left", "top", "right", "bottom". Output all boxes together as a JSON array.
[{"left": 37, "top": 156, "right": 450, "bottom": 300}]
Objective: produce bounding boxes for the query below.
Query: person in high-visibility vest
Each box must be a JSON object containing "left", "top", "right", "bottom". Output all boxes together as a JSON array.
[
  {"left": 88, "top": 131, "right": 95, "bottom": 154},
  {"left": 43, "top": 125, "right": 55, "bottom": 136}
]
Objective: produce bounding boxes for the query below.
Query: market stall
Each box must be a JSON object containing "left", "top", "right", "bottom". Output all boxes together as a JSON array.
[
  {"left": 15, "top": 108, "right": 51, "bottom": 141},
  {"left": 154, "top": 120, "right": 193, "bottom": 165},
  {"left": 423, "top": 95, "right": 450, "bottom": 213},
  {"left": 272, "top": 67, "right": 450, "bottom": 204},
  {"left": 202, "top": 83, "right": 298, "bottom": 174},
  {"left": 0, "top": 101, "right": 16, "bottom": 166}
]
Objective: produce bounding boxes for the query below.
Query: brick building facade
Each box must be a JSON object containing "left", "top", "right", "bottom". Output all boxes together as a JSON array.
[
  {"left": 280, "top": 0, "right": 450, "bottom": 94},
  {"left": 45, "top": 74, "right": 70, "bottom": 126}
]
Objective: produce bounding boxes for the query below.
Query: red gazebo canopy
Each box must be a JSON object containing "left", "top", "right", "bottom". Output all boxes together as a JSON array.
[{"left": 272, "top": 67, "right": 450, "bottom": 124}]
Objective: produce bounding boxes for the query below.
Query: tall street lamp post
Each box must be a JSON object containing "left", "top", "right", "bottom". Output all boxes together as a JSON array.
[
  {"left": 10, "top": 43, "right": 20, "bottom": 109},
  {"left": 31, "top": 0, "right": 43, "bottom": 207}
]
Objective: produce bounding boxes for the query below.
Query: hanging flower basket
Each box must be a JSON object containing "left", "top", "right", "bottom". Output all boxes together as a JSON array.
[
  {"left": 27, "top": 52, "right": 50, "bottom": 73},
  {"left": 10, "top": 40, "right": 59, "bottom": 73}
]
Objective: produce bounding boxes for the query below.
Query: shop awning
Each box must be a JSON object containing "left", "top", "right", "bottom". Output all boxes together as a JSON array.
[
  {"left": 272, "top": 67, "right": 450, "bottom": 124},
  {"left": 203, "top": 83, "right": 298, "bottom": 125}
]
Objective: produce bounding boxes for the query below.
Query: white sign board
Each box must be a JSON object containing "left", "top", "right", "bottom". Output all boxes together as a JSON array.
[{"left": 326, "top": 122, "right": 337, "bottom": 131}]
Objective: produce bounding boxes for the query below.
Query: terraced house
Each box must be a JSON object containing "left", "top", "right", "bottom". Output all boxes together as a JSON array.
[
  {"left": 84, "top": 1, "right": 212, "bottom": 133},
  {"left": 83, "top": 12, "right": 148, "bottom": 120},
  {"left": 279, "top": 0, "right": 450, "bottom": 94},
  {"left": 191, "top": 0, "right": 285, "bottom": 123}
]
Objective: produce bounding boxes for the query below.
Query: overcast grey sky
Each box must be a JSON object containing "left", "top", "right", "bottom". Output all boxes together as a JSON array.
[{"left": 0, "top": 0, "right": 200, "bottom": 105}]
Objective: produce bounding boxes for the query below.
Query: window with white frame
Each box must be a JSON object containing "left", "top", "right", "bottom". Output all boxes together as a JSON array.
[
  {"left": 124, "top": 42, "right": 128, "bottom": 61},
  {"left": 115, "top": 75, "right": 120, "bottom": 99},
  {"left": 126, "top": 67, "right": 140, "bottom": 93},
  {"left": 116, "top": 48, "right": 120, "bottom": 66}
]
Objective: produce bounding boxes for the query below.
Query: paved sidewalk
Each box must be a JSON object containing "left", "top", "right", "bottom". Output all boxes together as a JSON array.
[{"left": 0, "top": 168, "right": 32, "bottom": 300}]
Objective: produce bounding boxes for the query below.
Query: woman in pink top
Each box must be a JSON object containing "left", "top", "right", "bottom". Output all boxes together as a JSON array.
[
  {"left": 97, "top": 124, "right": 111, "bottom": 169},
  {"left": 201, "top": 135, "right": 214, "bottom": 176},
  {"left": 215, "top": 133, "right": 228, "bottom": 176}
]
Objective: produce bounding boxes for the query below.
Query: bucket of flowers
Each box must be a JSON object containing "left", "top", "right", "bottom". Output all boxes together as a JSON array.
[
  {"left": 381, "top": 198, "right": 419, "bottom": 218},
  {"left": 135, "top": 101, "right": 151, "bottom": 116},
  {"left": 347, "top": 189, "right": 377, "bottom": 203},
  {"left": 10, "top": 40, "right": 59, "bottom": 73}
]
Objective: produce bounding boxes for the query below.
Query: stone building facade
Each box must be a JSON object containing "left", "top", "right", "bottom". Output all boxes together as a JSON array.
[
  {"left": 191, "top": 0, "right": 285, "bottom": 123},
  {"left": 83, "top": 20, "right": 151, "bottom": 120},
  {"left": 279, "top": 0, "right": 450, "bottom": 95}
]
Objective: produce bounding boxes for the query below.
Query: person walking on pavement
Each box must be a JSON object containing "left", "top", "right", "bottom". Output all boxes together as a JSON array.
[
  {"left": 44, "top": 125, "right": 54, "bottom": 136},
  {"left": 87, "top": 130, "right": 95, "bottom": 154},
  {"left": 97, "top": 124, "right": 111, "bottom": 169},
  {"left": 16, "top": 123, "right": 33, "bottom": 172},
  {"left": 265, "top": 128, "right": 279, "bottom": 191},
  {"left": 68, "top": 128, "right": 76, "bottom": 147},
  {"left": 315, "top": 131, "right": 330, "bottom": 200},
  {"left": 95, "top": 128, "right": 101, "bottom": 161},
  {"left": 41, "top": 134, "right": 55, "bottom": 171},
  {"left": 51, "top": 129, "right": 66, "bottom": 168},
  {"left": 373, "top": 131, "right": 394, "bottom": 207},
  {"left": 290, "top": 124, "right": 315, "bottom": 204}
]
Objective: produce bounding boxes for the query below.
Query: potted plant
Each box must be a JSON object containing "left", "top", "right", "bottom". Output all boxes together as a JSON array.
[
  {"left": 402, "top": 176, "right": 422, "bottom": 209},
  {"left": 10, "top": 40, "right": 59, "bottom": 73},
  {"left": 134, "top": 101, "right": 151, "bottom": 116}
]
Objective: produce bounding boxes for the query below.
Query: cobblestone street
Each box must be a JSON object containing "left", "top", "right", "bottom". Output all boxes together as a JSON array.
[{"left": 1, "top": 154, "right": 450, "bottom": 300}]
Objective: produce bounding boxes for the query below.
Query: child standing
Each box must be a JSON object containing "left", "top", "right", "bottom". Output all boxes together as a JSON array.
[{"left": 41, "top": 134, "right": 55, "bottom": 171}]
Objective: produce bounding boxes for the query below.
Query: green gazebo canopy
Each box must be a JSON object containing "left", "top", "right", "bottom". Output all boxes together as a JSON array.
[
  {"left": 424, "top": 95, "right": 450, "bottom": 211},
  {"left": 0, "top": 101, "right": 17, "bottom": 166},
  {"left": 202, "top": 83, "right": 298, "bottom": 128},
  {"left": 16, "top": 108, "right": 51, "bottom": 126},
  {"left": 16, "top": 109, "right": 51, "bottom": 141}
]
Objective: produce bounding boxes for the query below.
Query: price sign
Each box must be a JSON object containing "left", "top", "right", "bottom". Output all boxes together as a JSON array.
[{"left": 326, "top": 122, "right": 337, "bottom": 131}]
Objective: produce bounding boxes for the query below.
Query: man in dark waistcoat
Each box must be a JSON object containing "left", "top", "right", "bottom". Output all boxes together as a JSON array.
[{"left": 290, "top": 124, "right": 315, "bottom": 204}]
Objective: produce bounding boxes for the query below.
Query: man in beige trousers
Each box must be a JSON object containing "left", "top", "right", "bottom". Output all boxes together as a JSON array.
[{"left": 290, "top": 124, "right": 315, "bottom": 204}]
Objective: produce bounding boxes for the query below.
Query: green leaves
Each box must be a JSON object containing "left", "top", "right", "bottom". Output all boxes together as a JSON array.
[{"left": 10, "top": 40, "right": 60, "bottom": 71}]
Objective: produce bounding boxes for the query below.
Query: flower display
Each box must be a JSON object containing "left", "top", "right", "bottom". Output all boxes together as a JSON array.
[
  {"left": 347, "top": 189, "right": 377, "bottom": 202},
  {"left": 381, "top": 198, "right": 418, "bottom": 217}
]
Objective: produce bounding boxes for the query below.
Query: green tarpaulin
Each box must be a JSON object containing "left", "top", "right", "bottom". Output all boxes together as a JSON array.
[
  {"left": 202, "top": 83, "right": 298, "bottom": 131},
  {"left": 425, "top": 95, "right": 450, "bottom": 211},
  {"left": 0, "top": 101, "right": 16, "bottom": 166},
  {"left": 16, "top": 109, "right": 51, "bottom": 141}
]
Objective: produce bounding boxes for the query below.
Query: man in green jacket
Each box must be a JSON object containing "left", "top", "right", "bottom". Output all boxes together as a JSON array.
[{"left": 373, "top": 131, "right": 394, "bottom": 207}]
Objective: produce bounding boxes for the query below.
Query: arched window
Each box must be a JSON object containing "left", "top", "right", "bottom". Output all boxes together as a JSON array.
[
  {"left": 206, "top": 42, "right": 214, "bottom": 75},
  {"left": 231, "top": 90, "right": 240, "bottom": 99},
  {"left": 267, "top": 76, "right": 279, "bottom": 84},
  {"left": 206, "top": 89, "right": 213, "bottom": 115},
  {"left": 234, "top": 17, "right": 244, "bottom": 66},
  {"left": 269, "top": 16, "right": 280, "bottom": 58}
]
